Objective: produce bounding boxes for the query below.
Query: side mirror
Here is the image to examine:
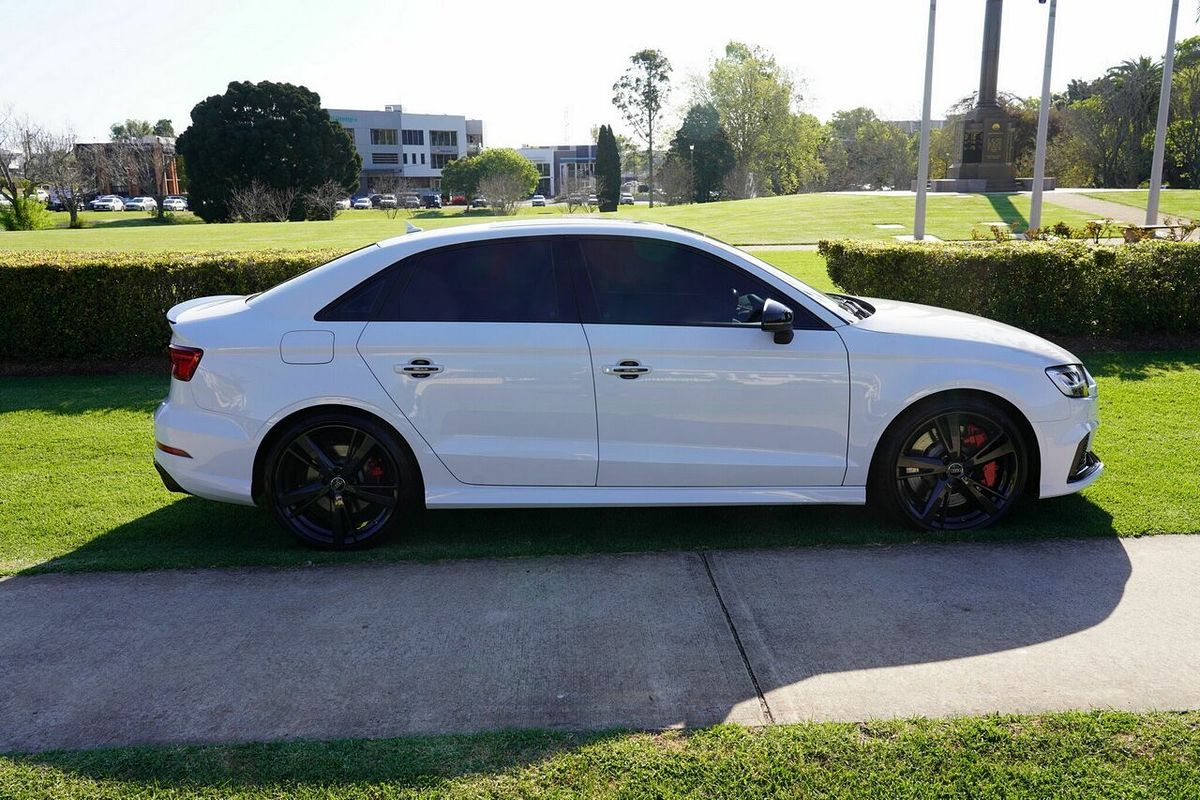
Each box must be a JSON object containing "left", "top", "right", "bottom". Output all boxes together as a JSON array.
[{"left": 761, "top": 298, "right": 795, "bottom": 345}]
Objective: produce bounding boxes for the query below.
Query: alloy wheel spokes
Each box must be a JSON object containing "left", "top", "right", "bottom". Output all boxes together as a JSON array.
[
  {"left": 934, "top": 412, "right": 962, "bottom": 458},
  {"left": 289, "top": 434, "right": 337, "bottom": 477},
  {"left": 897, "top": 454, "right": 947, "bottom": 479},
  {"left": 919, "top": 477, "right": 950, "bottom": 520},
  {"left": 968, "top": 433, "right": 1014, "bottom": 467}
]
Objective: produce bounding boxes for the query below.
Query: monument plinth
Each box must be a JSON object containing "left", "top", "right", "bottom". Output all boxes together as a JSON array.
[{"left": 942, "top": 0, "right": 1020, "bottom": 192}]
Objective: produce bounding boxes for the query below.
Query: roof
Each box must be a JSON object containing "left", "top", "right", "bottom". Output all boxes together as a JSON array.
[{"left": 375, "top": 218, "right": 705, "bottom": 250}]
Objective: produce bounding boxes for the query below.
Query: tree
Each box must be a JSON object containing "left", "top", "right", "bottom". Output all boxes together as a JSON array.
[
  {"left": 0, "top": 110, "right": 49, "bottom": 231},
  {"left": 613, "top": 49, "right": 672, "bottom": 207},
  {"left": 478, "top": 173, "right": 527, "bottom": 216},
  {"left": 303, "top": 179, "right": 349, "bottom": 220},
  {"left": 824, "top": 108, "right": 914, "bottom": 190},
  {"left": 668, "top": 103, "right": 733, "bottom": 202},
  {"left": 440, "top": 148, "right": 538, "bottom": 205},
  {"left": 153, "top": 119, "right": 174, "bottom": 137},
  {"left": 110, "top": 119, "right": 154, "bottom": 140},
  {"left": 594, "top": 124, "right": 621, "bottom": 211},
  {"left": 656, "top": 156, "right": 694, "bottom": 205},
  {"left": 176, "top": 80, "right": 360, "bottom": 222},
  {"left": 701, "top": 42, "right": 803, "bottom": 197},
  {"left": 228, "top": 180, "right": 298, "bottom": 222},
  {"left": 36, "top": 130, "right": 98, "bottom": 228},
  {"left": 112, "top": 140, "right": 174, "bottom": 218}
]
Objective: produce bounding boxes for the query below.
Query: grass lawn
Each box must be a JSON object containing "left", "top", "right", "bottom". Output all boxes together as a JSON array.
[
  {"left": 1080, "top": 189, "right": 1200, "bottom": 220},
  {"left": 1, "top": 347, "right": 1196, "bottom": 575},
  {"left": 3, "top": 711, "right": 1198, "bottom": 798},
  {"left": 0, "top": 192, "right": 1100, "bottom": 251}
]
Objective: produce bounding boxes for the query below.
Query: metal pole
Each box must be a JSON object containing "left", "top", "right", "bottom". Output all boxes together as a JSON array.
[
  {"left": 1147, "top": 0, "right": 1180, "bottom": 225},
  {"left": 1030, "top": 0, "right": 1057, "bottom": 233},
  {"left": 914, "top": 0, "right": 937, "bottom": 240}
]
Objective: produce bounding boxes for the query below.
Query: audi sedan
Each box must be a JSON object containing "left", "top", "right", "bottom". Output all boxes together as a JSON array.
[{"left": 154, "top": 220, "right": 1102, "bottom": 549}]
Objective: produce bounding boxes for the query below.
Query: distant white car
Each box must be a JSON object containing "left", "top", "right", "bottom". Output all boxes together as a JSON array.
[
  {"left": 125, "top": 197, "right": 158, "bottom": 212},
  {"left": 351, "top": 197, "right": 372, "bottom": 210},
  {"left": 154, "top": 220, "right": 1102, "bottom": 550},
  {"left": 89, "top": 195, "right": 125, "bottom": 211},
  {"left": 162, "top": 197, "right": 188, "bottom": 212},
  {"left": 379, "top": 194, "right": 398, "bottom": 209},
  {"left": 620, "top": 193, "right": 635, "bottom": 205},
  {"left": 531, "top": 195, "right": 546, "bottom": 207},
  {"left": 334, "top": 198, "right": 351, "bottom": 210}
]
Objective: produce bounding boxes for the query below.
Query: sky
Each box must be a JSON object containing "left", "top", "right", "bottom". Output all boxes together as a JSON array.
[{"left": 4, "top": 0, "right": 1198, "bottom": 147}]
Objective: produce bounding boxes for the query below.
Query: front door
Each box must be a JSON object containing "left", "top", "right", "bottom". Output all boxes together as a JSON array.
[
  {"left": 358, "top": 237, "right": 597, "bottom": 486},
  {"left": 572, "top": 236, "right": 850, "bottom": 487}
]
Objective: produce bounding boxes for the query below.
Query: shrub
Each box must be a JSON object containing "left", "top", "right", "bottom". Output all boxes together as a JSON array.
[
  {"left": 0, "top": 249, "right": 339, "bottom": 361},
  {"left": 0, "top": 197, "right": 53, "bottom": 231},
  {"left": 819, "top": 239, "right": 1200, "bottom": 337}
]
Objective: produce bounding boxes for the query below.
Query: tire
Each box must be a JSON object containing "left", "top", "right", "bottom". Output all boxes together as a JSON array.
[
  {"left": 263, "top": 412, "right": 420, "bottom": 549},
  {"left": 871, "top": 396, "right": 1029, "bottom": 532}
]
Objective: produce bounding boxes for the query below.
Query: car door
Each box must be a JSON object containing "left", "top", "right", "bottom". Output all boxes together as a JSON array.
[
  {"left": 571, "top": 235, "right": 850, "bottom": 488},
  {"left": 357, "top": 236, "right": 598, "bottom": 486}
]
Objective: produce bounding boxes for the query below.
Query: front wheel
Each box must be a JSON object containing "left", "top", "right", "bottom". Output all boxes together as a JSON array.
[
  {"left": 264, "top": 413, "right": 419, "bottom": 549},
  {"left": 872, "top": 397, "right": 1029, "bottom": 531}
]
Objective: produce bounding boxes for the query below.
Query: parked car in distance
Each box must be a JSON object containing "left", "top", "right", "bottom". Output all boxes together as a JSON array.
[
  {"left": 620, "top": 193, "right": 635, "bottom": 205},
  {"left": 400, "top": 194, "right": 421, "bottom": 209},
  {"left": 162, "top": 196, "right": 188, "bottom": 212},
  {"left": 47, "top": 191, "right": 82, "bottom": 211},
  {"left": 351, "top": 196, "right": 373, "bottom": 210},
  {"left": 378, "top": 194, "right": 398, "bottom": 209},
  {"left": 89, "top": 195, "right": 125, "bottom": 211},
  {"left": 587, "top": 194, "right": 599, "bottom": 206},
  {"left": 154, "top": 220, "right": 1103, "bottom": 550},
  {"left": 470, "top": 196, "right": 488, "bottom": 208},
  {"left": 450, "top": 195, "right": 468, "bottom": 206},
  {"left": 422, "top": 195, "right": 443, "bottom": 209},
  {"left": 124, "top": 196, "right": 158, "bottom": 212},
  {"left": 334, "top": 198, "right": 351, "bottom": 210},
  {"left": 531, "top": 195, "right": 546, "bottom": 207}
]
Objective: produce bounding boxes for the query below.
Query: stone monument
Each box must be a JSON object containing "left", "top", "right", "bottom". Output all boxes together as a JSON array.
[{"left": 941, "top": 0, "right": 1020, "bottom": 192}]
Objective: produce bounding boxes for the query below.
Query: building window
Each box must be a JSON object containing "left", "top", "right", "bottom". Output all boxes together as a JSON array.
[
  {"left": 430, "top": 130, "right": 458, "bottom": 147},
  {"left": 403, "top": 153, "right": 408, "bottom": 164},
  {"left": 370, "top": 128, "right": 398, "bottom": 146},
  {"left": 421, "top": 153, "right": 426, "bottom": 165},
  {"left": 402, "top": 129, "right": 424, "bottom": 145},
  {"left": 430, "top": 153, "right": 457, "bottom": 169},
  {"left": 372, "top": 152, "right": 399, "bottom": 164}
]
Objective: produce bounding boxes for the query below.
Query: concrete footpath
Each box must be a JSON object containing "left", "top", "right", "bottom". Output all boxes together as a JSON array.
[{"left": 2, "top": 536, "right": 1199, "bottom": 753}]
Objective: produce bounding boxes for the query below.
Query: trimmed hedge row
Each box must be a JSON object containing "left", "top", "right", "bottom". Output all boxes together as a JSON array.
[
  {"left": 0, "top": 250, "right": 340, "bottom": 360},
  {"left": 819, "top": 240, "right": 1200, "bottom": 337}
]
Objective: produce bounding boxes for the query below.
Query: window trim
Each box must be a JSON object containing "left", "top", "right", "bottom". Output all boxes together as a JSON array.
[{"left": 565, "top": 235, "right": 831, "bottom": 331}]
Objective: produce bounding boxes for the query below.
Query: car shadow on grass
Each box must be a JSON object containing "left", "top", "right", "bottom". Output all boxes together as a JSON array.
[{"left": 22, "top": 488, "right": 1118, "bottom": 575}]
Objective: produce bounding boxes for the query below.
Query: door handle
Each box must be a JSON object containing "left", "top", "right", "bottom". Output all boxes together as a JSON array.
[
  {"left": 602, "top": 360, "right": 651, "bottom": 379},
  {"left": 395, "top": 359, "right": 443, "bottom": 378}
]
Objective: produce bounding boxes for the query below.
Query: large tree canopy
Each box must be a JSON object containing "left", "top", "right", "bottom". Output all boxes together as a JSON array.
[
  {"left": 669, "top": 104, "right": 734, "bottom": 202},
  {"left": 176, "top": 80, "right": 360, "bottom": 222},
  {"left": 440, "top": 148, "right": 539, "bottom": 200}
]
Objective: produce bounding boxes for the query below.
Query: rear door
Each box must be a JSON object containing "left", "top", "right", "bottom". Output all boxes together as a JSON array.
[
  {"left": 571, "top": 235, "right": 850, "bottom": 488},
  {"left": 357, "top": 237, "right": 598, "bottom": 486}
]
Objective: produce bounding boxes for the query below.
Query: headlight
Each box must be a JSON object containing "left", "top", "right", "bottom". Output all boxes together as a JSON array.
[{"left": 1046, "top": 364, "right": 1094, "bottom": 398}]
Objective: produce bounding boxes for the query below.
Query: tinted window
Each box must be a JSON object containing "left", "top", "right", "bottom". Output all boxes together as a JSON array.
[
  {"left": 380, "top": 239, "right": 564, "bottom": 323},
  {"left": 577, "top": 238, "right": 788, "bottom": 326}
]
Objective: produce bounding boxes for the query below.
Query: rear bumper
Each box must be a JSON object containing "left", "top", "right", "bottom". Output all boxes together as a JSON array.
[{"left": 153, "top": 399, "right": 258, "bottom": 506}]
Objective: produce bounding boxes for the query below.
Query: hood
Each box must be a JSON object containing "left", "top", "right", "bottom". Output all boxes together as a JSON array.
[
  {"left": 851, "top": 297, "right": 1079, "bottom": 365},
  {"left": 167, "top": 295, "right": 245, "bottom": 325}
]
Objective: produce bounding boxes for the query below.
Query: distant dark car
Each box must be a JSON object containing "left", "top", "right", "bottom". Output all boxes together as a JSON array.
[
  {"left": 400, "top": 194, "right": 421, "bottom": 209},
  {"left": 423, "top": 195, "right": 443, "bottom": 209}
]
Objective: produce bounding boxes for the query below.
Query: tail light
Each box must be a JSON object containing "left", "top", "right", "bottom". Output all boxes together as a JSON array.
[{"left": 169, "top": 345, "right": 204, "bottom": 381}]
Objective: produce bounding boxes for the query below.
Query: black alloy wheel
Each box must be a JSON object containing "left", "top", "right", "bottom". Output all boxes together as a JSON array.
[
  {"left": 878, "top": 399, "right": 1027, "bottom": 531},
  {"left": 265, "top": 414, "right": 415, "bottom": 548}
]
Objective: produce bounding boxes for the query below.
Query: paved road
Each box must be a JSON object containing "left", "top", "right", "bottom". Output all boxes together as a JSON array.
[
  {"left": 1042, "top": 191, "right": 1165, "bottom": 226},
  {"left": 3, "top": 536, "right": 1199, "bottom": 753}
]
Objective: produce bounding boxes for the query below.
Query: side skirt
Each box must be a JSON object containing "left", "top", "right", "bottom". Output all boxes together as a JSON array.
[{"left": 425, "top": 485, "right": 866, "bottom": 509}]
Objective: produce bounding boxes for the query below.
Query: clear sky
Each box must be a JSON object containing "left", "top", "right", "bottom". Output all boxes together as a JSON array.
[{"left": 4, "top": 0, "right": 1197, "bottom": 146}]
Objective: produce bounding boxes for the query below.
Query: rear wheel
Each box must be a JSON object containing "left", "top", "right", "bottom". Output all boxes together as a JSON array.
[
  {"left": 873, "top": 397, "right": 1028, "bottom": 531},
  {"left": 264, "top": 413, "right": 418, "bottom": 549}
]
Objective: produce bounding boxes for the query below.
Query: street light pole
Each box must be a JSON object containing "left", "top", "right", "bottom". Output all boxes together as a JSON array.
[
  {"left": 1029, "top": 0, "right": 1058, "bottom": 233},
  {"left": 689, "top": 143, "right": 695, "bottom": 202},
  {"left": 1146, "top": 0, "right": 1181, "bottom": 225},
  {"left": 913, "top": 0, "right": 937, "bottom": 241}
]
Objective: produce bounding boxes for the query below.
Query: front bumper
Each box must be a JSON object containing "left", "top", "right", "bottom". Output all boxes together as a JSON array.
[{"left": 1033, "top": 396, "right": 1103, "bottom": 498}]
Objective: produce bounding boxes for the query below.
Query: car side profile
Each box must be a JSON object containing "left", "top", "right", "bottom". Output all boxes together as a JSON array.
[{"left": 155, "top": 220, "right": 1102, "bottom": 549}]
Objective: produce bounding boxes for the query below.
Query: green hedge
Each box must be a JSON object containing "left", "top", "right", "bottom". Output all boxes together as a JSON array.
[
  {"left": 819, "top": 240, "right": 1200, "bottom": 336},
  {"left": 0, "top": 250, "right": 339, "bottom": 361}
]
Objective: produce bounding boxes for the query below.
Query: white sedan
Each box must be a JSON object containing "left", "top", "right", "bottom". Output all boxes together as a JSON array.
[
  {"left": 89, "top": 195, "right": 125, "bottom": 211},
  {"left": 163, "top": 196, "right": 188, "bottom": 212},
  {"left": 154, "top": 220, "right": 1102, "bottom": 548},
  {"left": 124, "top": 196, "right": 158, "bottom": 212}
]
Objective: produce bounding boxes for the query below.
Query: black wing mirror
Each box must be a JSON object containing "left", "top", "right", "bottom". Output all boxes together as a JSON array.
[{"left": 761, "top": 298, "right": 794, "bottom": 345}]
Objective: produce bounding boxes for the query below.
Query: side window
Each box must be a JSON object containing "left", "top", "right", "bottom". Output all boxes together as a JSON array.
[
  {"left": 577, "top": 237, "right": 791, "bottom": 326},
  {"left": 378, "top": 239, "right": 565, "bottom": 323}
]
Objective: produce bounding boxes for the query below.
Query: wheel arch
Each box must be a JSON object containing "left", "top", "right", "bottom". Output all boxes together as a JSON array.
[
  {"left": 867, "top": 388, "right": 1042, "bottom": 501},
  {"left": 250, "top": 403, "right": 425, "bottom": 506}
]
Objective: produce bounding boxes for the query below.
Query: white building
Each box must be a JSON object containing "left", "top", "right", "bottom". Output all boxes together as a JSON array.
[
  {"left": 326, "top": 105, "right": 484, "bottom": 195},
  {"left": 517, "top": 144, "right": 599, "bottom": 198}
]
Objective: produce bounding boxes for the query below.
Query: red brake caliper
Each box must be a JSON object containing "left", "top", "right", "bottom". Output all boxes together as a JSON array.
[
  {"left": 365, "top": 458, "right": 386, "bottom": 479},
  {"left": 963, "top": 424, "right": 999, "bottom": 487}
]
